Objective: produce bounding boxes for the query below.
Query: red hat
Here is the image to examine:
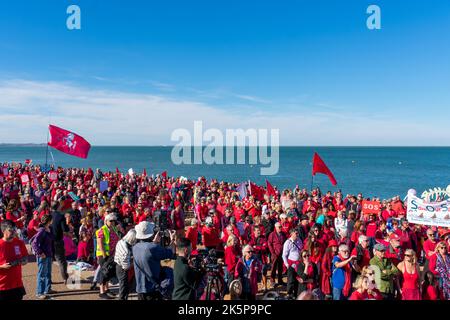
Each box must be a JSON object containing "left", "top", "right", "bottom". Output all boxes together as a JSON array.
[
  {"left": 389, "top": 233, "right": 400, "bottom": 241},
  {"left": 328, "top": 240, "right": 338, "bottom": 248}
]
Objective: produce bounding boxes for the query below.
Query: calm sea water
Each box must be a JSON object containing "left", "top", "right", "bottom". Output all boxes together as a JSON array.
[{"left": 1, "top": 146, "right": 449, "bottom": 200}]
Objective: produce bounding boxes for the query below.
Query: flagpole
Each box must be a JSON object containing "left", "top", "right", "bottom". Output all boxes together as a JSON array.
[{"left": 45, "top": 126, "right": 49, "bottom": 170}]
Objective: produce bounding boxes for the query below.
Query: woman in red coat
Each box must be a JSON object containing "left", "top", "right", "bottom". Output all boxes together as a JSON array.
[
  {"left": 321, "top": 240, "right": 338, "bottom": 299},
  {"left": 234, "top": 245, "right": 262, "bottom": 300},
  {"left": 224, "top": 235, "right": 241, "bottom": 285}
]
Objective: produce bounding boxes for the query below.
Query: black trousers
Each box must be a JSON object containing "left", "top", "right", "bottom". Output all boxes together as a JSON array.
[
  {"left": 270, "top": 254, "right": 284, "bottom": 283},
  {"left": 287, "top": 266, "right": 298, "bottom": 297},
  {"left": 0, "top": 287, "right": 26, "bottom": 301},
  {"left": 116, "top": 265, "right": 129, "bottom": 300},
  {"left": 54, "top": 240, "right": 68, "bottom": 281}
]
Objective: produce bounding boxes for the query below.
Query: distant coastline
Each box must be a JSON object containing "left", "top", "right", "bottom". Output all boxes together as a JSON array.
[
  {"left": 0, "top": 144, "right": 449, "bottom": 148},
  {"left": 0, "top": 143, "right": 47, "bottom": 147}
]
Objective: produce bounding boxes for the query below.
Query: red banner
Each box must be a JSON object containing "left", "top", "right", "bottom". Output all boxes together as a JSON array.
[{"left": 361, "top": 200, "right": 381, "bottom": 215}]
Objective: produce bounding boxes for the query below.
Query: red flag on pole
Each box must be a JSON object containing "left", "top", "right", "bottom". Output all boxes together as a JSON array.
[
  {"left": 161, "top": 171, "right": 167, "bottom": 179},
  {"left": 248, "top": 181, "right": 265, "bottom": 201},
  {"left": 312, "top": 152, "right": 337, "bottom": 186},
  {"left": 25, "top": 159, "right": 32, "bottom": 165},
  {"left": 143, "top": 168, "right": 147, "bottom": 177},
  {"left": 48, "top": 125, "right": 91, "bottom": 159},
  {"left": 266, "top": 180, "right": 276, "bottom": 197}
]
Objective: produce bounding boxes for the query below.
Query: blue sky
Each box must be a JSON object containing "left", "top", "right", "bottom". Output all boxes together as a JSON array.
[{"left": 1, "top": 0, "right": 450, "bottom": 145}]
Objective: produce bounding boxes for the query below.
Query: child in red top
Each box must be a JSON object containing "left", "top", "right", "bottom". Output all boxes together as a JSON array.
[{"left": 77, "top": 232, "right": 92, "bottom": 263}]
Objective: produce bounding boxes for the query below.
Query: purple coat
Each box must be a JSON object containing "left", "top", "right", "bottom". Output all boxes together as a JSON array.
[{"left": 32, "top": 227, "right": 54, "bottom": 257}]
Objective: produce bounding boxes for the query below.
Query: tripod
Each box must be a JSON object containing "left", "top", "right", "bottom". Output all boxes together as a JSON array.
[{"left": 204, "top": 272, "right": 225, "bottom": 300}]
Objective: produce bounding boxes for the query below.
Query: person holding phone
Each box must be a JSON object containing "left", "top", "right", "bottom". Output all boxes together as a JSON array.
[{"left": 331, "top": 244, "right": 357, "bottom": 300}]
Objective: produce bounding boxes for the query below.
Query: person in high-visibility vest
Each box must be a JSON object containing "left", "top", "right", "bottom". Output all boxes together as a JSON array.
[{"left": 96, "top": 214, "right": 120, "bottom": 299}]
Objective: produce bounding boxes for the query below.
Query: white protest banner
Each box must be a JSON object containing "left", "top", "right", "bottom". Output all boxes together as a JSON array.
[{"left": 406, "top": 189, "right": 450, "bottom": 227}]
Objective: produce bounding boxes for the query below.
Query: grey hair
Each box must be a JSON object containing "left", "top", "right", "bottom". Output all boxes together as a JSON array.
[
  {"left": 242, "top": 244, "right": 253, "bottom": 256},
  {"left": 338, "top": 244, "right": 349, "bottom": 252}
]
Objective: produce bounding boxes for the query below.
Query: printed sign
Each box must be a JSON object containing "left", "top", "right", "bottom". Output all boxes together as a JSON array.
[
  {"left": 48, "top": 171, "right": 58, "bottom": 181},
  {"left": 361, "top": 200, "right": 381, "bottom": 215},
  {"left": 407, "top": 189, "right": 450, "bottom": 227},
  {"left": 20, "top": 174, "right": 30, "bottom": 185}
]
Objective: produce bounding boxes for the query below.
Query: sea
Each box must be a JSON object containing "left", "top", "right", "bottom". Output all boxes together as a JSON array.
[{"left": 1, "top": 146, "right": 449, "bottom": 200}]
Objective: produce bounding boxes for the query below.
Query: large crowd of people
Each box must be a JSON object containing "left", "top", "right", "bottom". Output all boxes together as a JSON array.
[{"left": 0, "top": 162, "right": 449, "bottom": 301}]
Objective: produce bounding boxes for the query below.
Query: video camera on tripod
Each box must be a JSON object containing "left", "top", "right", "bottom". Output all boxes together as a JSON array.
[{"left": 190, "top": 249, "right": 226, "bottom": 300}]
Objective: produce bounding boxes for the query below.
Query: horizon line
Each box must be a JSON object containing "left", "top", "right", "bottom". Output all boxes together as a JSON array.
[{"left": 1, "top": 143, "right": 450, "bottom": 148}]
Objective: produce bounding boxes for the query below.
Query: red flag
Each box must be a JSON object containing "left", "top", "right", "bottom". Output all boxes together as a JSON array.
[
  {"left": 48, "top": 125, "right": 91, "bottom": 159},
  {"left": 266, "top": 180, "right": 276, "bottom": 197},
  {"left": 161, "top": 171, "right": 168, "bottom": 179},
  {"left": 248, "top": 181, "right": 265, "bottom": 201},
  {"left": 312, "top": 152, "right": 337, "bottom": 186},
  {"left": 25, "top": 159, "right": 32, "bottom": 165},
  {"left": 143, "top": 168, "right": 147, "bottom": 177},
  {"left": 116, "top": 167, "right": 120, "bottom": 174}
]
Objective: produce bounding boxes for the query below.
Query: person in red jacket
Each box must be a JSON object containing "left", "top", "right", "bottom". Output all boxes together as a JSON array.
[
  {"left": 185, "top": 219, "right": 198, "bottom": 251},
  {"left": 248, "top": 226, "right": 269, "bottom": 291},
  {"left": 201, "top": 217, "right": 220, "bottom": 251},
  {"left": 5, "top": 199, "right": 26, "bottom": 234},
  {"left": 224, "top": 235, "right": 241, "bottom": 286},
  {"left": 267, "top": 222, "right": 286, "bottom": 287},
  {"left": 321, "top": 240, "right": 338, "bottom": 299},
  {"left": 171, "top": 204, "right": 185, "bottom": 240},
  {"left": 234, "top": 245, "right": 262, "bottom": 300}
]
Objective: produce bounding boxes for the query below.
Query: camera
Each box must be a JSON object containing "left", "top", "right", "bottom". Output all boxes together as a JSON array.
[
  {"left": 190, "top": 249, "right": 224, "bottom": 274},
  {"left": 153, "top": 209, "right": 171, "bottom": 246}
]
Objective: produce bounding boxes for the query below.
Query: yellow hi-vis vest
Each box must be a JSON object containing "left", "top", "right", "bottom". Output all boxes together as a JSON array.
[{"left": 95, "top": 225, "right": 118, "bottom": 257}]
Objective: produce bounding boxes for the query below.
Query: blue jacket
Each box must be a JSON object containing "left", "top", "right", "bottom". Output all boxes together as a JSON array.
[{"left": 132, "top": 241, "right": 174, "bottom": 294}]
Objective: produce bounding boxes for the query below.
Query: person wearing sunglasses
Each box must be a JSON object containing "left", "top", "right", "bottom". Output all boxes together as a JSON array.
[
  {"left": 432, "top": 241, "right": 450, "bottom": 300},
  {"left": 296, "top": 249, "right": 319, "bottom": 298},
  {"left": 397, "top": 249, "right": 421, "bottom": 300},
  {"left": 423, "top": 228, "right": 437, "bottom": 269},
  {"left": 332, "top": 244, "right": 357, "bottom": 300},
  {"left": 234, "top": 245, "right": 262, "bottom": 300}
]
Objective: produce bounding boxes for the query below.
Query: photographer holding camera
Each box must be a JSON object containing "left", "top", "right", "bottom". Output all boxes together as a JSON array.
[
  {"left": 133, "top": 221, "right": 176, "bottom": 300},
  {"left": 172, "top": 237, "right": 198, "bottom": 300}
]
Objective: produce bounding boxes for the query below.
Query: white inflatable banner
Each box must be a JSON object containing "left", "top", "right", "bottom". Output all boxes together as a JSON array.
[{"left": 407, "top": 189, "right": 450, "bottom": 227}]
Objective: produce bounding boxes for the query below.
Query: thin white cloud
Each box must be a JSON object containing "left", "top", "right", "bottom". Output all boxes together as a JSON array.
[
  {"left": 0, "top": 79, "right": 449, "bottom": 146},
  {"left": 233, "top": 94, "right": 271, "bottom": 104}
]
